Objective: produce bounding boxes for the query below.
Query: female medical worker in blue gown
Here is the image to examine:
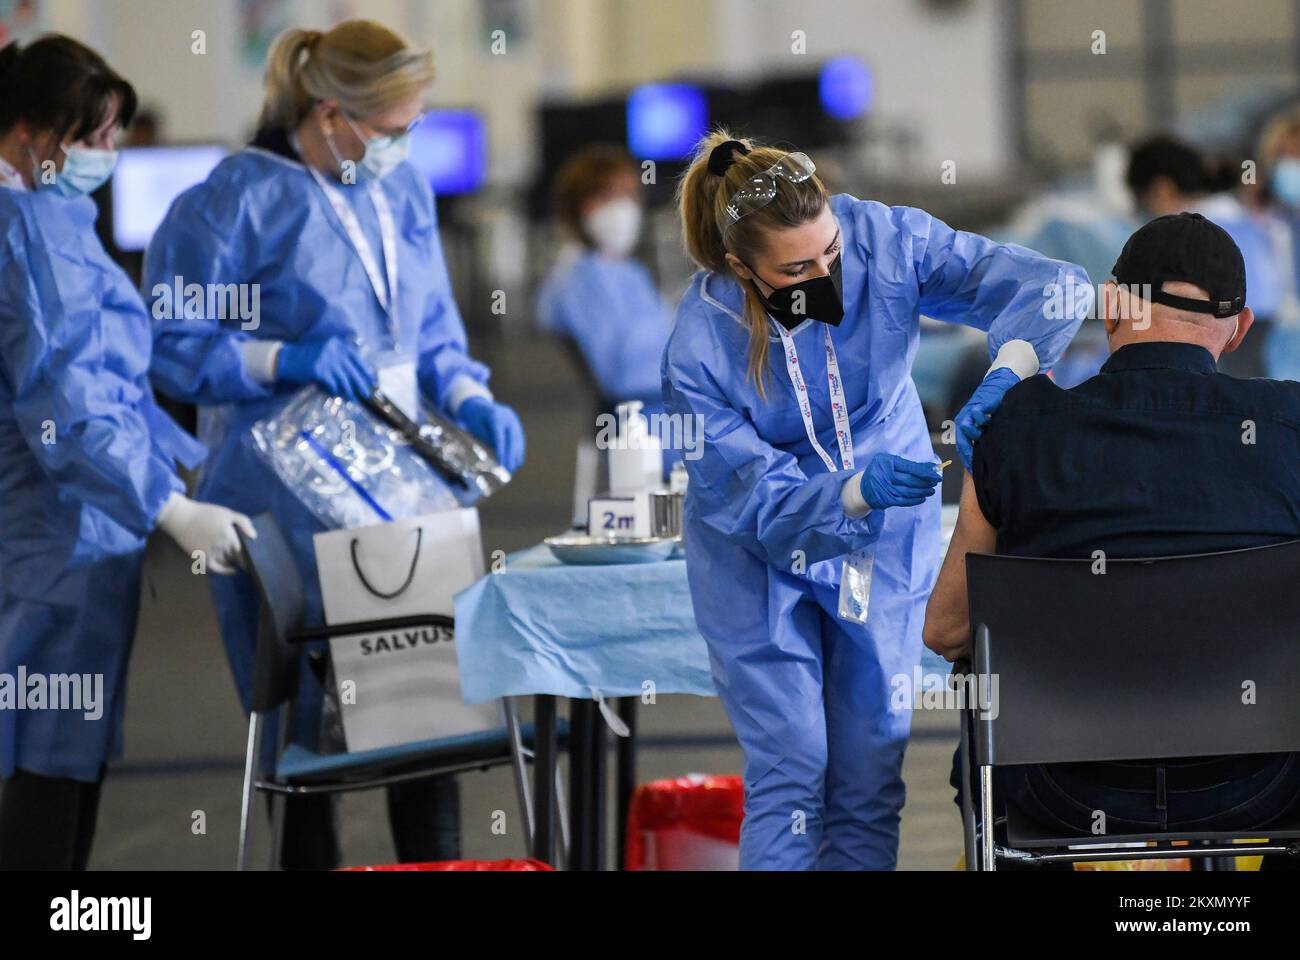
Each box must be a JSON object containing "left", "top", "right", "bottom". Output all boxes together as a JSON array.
[
  {"left": 0, "top": 35, "right": 253, "bottom": 870},
  {"left": 144, "top": 21, "right": 525, "bottom": 869},
  {"left": 664, "top": 132, "right": 1090, "bottom": 870},
  {"left": 537, "top": 145, "right": 672, "bottom": 414}
]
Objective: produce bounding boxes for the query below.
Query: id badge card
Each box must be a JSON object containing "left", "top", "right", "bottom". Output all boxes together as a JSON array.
[
  {"left": 375, "top": 352, "right": 419, "bottom": 422},
  {"left": 838, "top": 547, "right": 875, "bottom": 625}
]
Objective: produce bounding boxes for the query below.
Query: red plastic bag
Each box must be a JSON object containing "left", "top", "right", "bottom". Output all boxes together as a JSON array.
[
  {"left": 340, "top": 859, "right": 554, "bottom": 871},
  {"left": 625, "top": 774, "right": 744, "bottom": 871}
]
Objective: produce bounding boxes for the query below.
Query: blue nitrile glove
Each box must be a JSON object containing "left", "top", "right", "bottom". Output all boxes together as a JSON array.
[
  {"left": 858, "top": 453, "right": 942, "bottom": 510},
  {"left": 954, "top": 367, "right": 1021, "bottom": 471},
  {"left": 458, "top": 396, "right": 526, "bottom": 472},
  {"left": 276, "top": 337, "right": 376, "bottom": 400}
]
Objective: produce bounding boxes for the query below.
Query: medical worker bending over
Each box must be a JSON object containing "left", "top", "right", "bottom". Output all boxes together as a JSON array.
[
  {"left": 144, "top": 20, "right": 523, "bottom": 869},
  {"left": 664, "top": 132, "right": 1090, "bottom": 870},
  {"left": 0, "top": 35, "right": 252, "bottom": 870}
]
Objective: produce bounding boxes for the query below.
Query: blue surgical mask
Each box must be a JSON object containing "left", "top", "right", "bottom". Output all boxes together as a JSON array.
[
  {"left": 1272, "top": 156, "right": 1300, "bottom": 209},
  {"left": 331, "top": 116, "right": 409, "bottom": 184},
  {"left": 35, "top": 143, "right": 119, "bottom": 197}
]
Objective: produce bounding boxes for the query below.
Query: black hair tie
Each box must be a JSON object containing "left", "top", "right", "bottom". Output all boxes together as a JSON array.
[{"left": 707, "top": 139, "right": 750, "bottom": 176}]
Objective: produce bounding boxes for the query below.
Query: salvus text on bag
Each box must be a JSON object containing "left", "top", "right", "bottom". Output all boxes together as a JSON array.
[{"left": 358, "top": 622, "right": 454, "bottom": 656}]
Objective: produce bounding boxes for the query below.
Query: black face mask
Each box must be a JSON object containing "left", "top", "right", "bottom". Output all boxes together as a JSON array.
[{"left": 744, "top": 254, "right": 845, "bottom": 328}]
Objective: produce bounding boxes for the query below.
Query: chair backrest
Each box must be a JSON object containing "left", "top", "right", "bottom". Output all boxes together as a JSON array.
[
  {"left": 966, "top": 539, "right": 1300, "bottom": 767},
  {"left": 238, "top": 512, "right": 306, "bottom": 714}
]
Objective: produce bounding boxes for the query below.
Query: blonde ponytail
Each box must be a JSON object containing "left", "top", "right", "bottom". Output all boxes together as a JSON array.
[
  {"left": 258, "top": 20, "right": 435, "bottom": 131},
  {"left": 676, "top": 128, "right": 829, "bottom": 400},
  {"left": 258, "top": 28, "right": 322, "bottom": 130}
]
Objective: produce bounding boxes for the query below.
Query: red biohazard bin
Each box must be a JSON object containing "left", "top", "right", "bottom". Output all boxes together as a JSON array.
[
  {"left": 624, "top": 774, "right": 744, "bottom": 871},
  {"left": 340, "top": 859, "right": 554, "bottom": 871}
]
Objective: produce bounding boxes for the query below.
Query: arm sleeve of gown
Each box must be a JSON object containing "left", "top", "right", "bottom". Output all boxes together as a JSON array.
[
  {"left": 891, "top": 204, "right": 1093, "bottom": 371},
  {"left": 143, "top": 188, "right": 276, "bottom": 404},
  {"left": 1, "top": 227, "right": 182, "bottom": 536},
  {"left": 663, "top": 352, "right": 885, "bottom": 569},
  {"left": 414, "top": 186, "right": 492, "bottom": 415}
]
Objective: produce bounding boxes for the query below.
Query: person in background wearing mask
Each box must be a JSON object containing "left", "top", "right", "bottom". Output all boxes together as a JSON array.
[
  {"left": 143, "top": 20, "right": 524, "bottom": 869},
  {"left": 664, "top": 131, "right": 1090, "bottom": 870},
  {"left": 1126, "top": 135, "right": 1211, "bottom": 219},
  {"left": 537, "top": 145, "right": 672, "bottom": 420},
  {"left": 1126, "top": 134, "right": 1296, "bottom": 380},
  {"left": 1254, "top": 108, "right": 1300, "bottom": 381},
  {"left": 0, "top": 35, "right": 253, "bottom": 870}
]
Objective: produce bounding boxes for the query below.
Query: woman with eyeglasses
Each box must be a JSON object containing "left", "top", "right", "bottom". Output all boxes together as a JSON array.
[
  {"left": 0, "top": 35, "right": 253, "bottom": 870},
  {"left": 144, "top": 20, "right": 523, "bottom": 869},
  {"left": 665, "top": 130, "right": 1092, "bottom": 870}
]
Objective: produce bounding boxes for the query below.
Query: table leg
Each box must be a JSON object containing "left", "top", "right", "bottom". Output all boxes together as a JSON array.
[
  {"left": 615, "top": 697, "right": 638, "bottom": 870},
  {"left": 591, "top": 706, "right": 608, "bottom": 870},
  {"left": 531, "top": 695, "right": 557, "bottom": 865},
  {"left": 568, "top": 698, "right": 594, "bottom": 870}
]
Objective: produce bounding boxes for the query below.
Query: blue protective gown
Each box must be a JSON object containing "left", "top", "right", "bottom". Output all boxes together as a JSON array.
[
  {"left": 1262, "top": 211, "right": 1300, "bottom": 382},
  {"left": 662, "top": 195, "right": 1089, "bottom": 869},
  {"left": 0, "top": 188, "right": 205, "bottom": 781},
  {"left": 142, "top": 145, "right": 492, "bottom": 745},
  {"left": 536, "top": 250, "right": 671, "bottom": 404}
]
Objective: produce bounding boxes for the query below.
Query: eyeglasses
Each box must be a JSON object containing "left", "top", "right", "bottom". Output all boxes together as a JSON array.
[
  {"left": 349, "top": 110, "right": 427, "bottom": 141},
  {"left": 721, "top": 152, "right": 818, "bottom": 234}
]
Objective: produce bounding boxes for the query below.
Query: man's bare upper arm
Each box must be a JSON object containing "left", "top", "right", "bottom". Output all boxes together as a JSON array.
[
  {"left": 922, "top": 470, "right": 998, "bottom": 660},
  {"left": 953, "top": 469, "right": 997, "bottom": 555}
]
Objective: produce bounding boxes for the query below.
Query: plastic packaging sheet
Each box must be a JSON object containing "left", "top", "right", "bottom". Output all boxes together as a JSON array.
[
  {"left": 453, "top": 545, "right": 717, "bottom": 704},
  {"left": 248, "top": 386, "right": 462, "bottom": 530}
]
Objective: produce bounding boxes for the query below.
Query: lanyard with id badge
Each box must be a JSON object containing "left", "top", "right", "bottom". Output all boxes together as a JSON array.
[
  {"left": 307, "top": 165, "right": 421, "bottom": 421},
  {"left": 775, "top": 321, "right": 875, "bottom": 624}
]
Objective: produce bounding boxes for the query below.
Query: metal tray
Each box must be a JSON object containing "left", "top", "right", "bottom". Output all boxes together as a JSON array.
[{"left": 543, "top": 532, "right": 679, "bottom": 566}]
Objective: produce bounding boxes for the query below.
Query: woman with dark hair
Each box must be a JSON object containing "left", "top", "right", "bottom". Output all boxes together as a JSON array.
[{"left": 0, "top": 35, "right": 253, "bottom": 870}]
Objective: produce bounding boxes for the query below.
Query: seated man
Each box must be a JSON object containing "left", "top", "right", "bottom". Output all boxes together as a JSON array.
[{"left": 924, "top": 212, "right": 1300, "bottom": 841}]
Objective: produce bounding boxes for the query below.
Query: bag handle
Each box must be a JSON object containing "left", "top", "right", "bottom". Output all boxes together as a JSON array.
[{"left": 349, "top": 526, "right": 423, "bottom": 600}]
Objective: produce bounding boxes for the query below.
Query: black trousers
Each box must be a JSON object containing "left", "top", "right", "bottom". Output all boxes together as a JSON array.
[
  {"left": 0, "top": 767, "right": 106, "bottom": 871},
  {"left": 277, "top": 774, "right": 461, "bottom": 870},
  {"left": 952, "top": 747, "right": 1300, "bottom": 870}
]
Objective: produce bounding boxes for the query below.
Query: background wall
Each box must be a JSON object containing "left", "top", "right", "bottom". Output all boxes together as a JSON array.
[{"left": 37, "top": 0, "right": 1013, "bottom": 185}]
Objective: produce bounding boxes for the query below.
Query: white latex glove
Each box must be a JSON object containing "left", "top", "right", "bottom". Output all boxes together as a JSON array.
[{"left": 156, "top": 492, "right": 256, "bottom": 575}]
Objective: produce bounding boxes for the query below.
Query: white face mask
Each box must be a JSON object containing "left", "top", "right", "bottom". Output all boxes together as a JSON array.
[{"left": 583, "top": 198, "right": 642, "bottom": 258}]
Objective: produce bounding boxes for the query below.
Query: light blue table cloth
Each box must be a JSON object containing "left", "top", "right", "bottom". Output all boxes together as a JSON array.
[
  {"left": 454, "top": 544, "right": 716, "bottom": 704},
  {"left": 454, "top": 513, "right": 957, "bottom": 705}
]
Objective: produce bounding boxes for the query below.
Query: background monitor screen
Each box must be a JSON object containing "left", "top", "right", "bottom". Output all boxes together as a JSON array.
[
  {"left": 408, "top": 111, "right": 488, "bottom": 196},
  {"left": 819, "top": 56, "right": 874, "bottom": 121},
  {"left": 626, "top": 83, "right": 708, "bottom": 161},
  {"left": 111, "top": 144, "right": 227, "bottom": 252}
]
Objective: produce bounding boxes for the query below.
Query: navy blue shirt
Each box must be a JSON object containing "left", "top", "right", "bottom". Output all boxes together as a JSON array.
[{"left": 974, "top": 341, "right": 1300, "bottom": 559}]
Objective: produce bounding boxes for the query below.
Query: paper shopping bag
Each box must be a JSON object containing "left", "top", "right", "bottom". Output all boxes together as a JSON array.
[{"left": 313, "top": 509, "right": 501, "bottom": 752}]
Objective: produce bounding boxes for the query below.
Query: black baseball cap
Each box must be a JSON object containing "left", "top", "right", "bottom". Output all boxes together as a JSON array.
[{"left": 1111, "top": 212, "right": 1246, "bottom": 319}]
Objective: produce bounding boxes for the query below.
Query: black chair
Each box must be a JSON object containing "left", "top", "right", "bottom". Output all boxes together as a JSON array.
[
  {"left": 959, "top": 539, "right": 1300, "bottom": 870},
  {"left": 236, "top": 513, "right": 568, "bottom": 870}
]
